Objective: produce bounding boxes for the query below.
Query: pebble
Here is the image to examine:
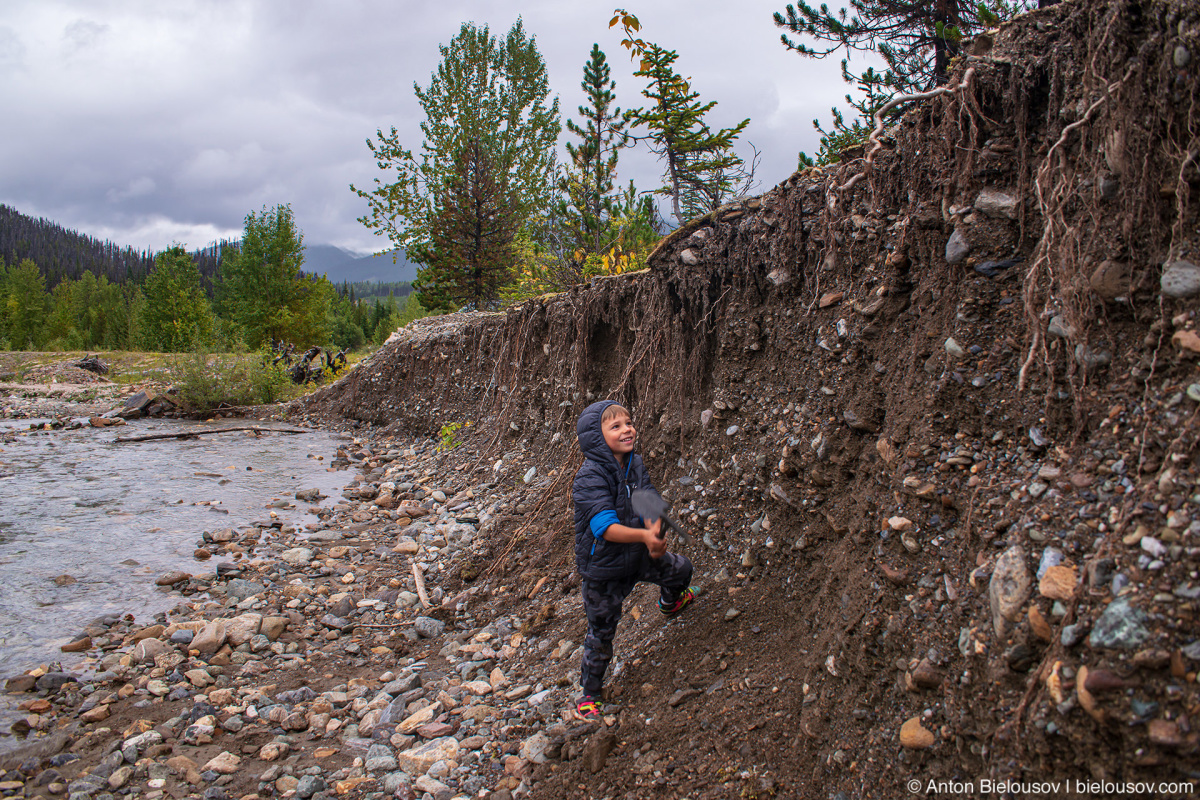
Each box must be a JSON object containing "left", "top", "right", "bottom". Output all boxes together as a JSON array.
[
  {"left": 1061, "top": 622, "right": 1085, "bottom": 648},
  {"left": 1038, "top": 564, "right": 1076, "bottom": 600},
  {"left": 899, "top": 717, "right": 935, "bottom": 748},
  {"left": 281, "top": 547, "right": 314, "bottom": 565},
  {"left": 365, "top": 744, "right": 398, "bottom": 772},
  {"left": 974, "top": 187, "right": 1019, "bottom": 219},
  {"left": 989, "top": 546, "right": 1032, "bottom": 635},
  {"left": 1089, "top": 597, "right": 1151, "bottom": 649},
  {"left": 414, "top": 616, "right": 446, "bottom": 638},
  {"left": 1161, "top": 259, "right": 1200, "bottom": 298},
  {"left": 945, "top": 229, "right": 971, "bottom": 264}
]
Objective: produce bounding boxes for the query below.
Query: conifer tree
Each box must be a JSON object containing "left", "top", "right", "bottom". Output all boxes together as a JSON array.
[
  {"left": 354, "top": 20, "right": 560, "bottom": 308},
  {"left": 3, "top": 259, "right": 49, "bottom": 350},
  {"left": 558, "top": 44, "right": 627, "bottom": 257},
  {"left": 218, "top": 204, "right": 331, "bottom": 348},
  {"left": 415, "top": 139, "right": 520, "bottom": 311},
  {"left": 773, "top": 0, "right": 1035, "bottom": 164},
  {"left": 626, "top": 44, "right": 751, "bottom": 224}
]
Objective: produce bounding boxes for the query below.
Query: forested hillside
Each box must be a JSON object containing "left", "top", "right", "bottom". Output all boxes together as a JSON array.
[
  {"left": 0, "top": 205, "right": 156, "bottom": 287},
  {"left": 0, "top": 205, "right": 419, "bottom": 353}
]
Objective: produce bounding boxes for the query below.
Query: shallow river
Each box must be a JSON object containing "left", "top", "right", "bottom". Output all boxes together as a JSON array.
[{"left": 0, "top": 418, "right": 351, "bottom": 676}]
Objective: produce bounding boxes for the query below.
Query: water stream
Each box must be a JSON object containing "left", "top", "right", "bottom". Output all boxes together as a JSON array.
[{"left": 0, "top": 418, "right": 351, "bottom": 677}]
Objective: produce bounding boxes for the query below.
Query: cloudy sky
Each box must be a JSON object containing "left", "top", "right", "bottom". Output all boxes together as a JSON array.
[{"left": 1, "top": 0, "right": 859, "bottom": 255}]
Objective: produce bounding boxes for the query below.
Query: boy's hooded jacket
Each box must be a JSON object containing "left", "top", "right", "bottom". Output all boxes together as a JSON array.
[{"left": 573, "top": 400, "right": 660, "bottom": 581}]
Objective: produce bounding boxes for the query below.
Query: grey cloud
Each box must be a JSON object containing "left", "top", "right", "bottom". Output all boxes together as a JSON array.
[
  {"left": 62, "top": 19, "right": 109, "bottom": 52},
  {"left": 0, "top": 26, "right": 28, "bottom": 73},
  {"left": 1, "top": 0, "right": 855, "bottom": 254}
]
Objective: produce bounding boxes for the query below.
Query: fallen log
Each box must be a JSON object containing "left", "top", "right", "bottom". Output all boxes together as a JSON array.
[{"left": 114, "top": 426, "right": 307, "bottom": 443}]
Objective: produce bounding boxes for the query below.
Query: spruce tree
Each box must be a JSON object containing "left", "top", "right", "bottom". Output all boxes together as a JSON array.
[
  {"left": 558, "top": 44, "right": 627, "bottom": 258},
  {"left": 354, "top": 20, "right": 560, "bottom": 309},
  {"left": 415, "top": 139, "right": 520, "bottom": 311},
  {"left": 773, "top": 0, "right": 1036, "bottom": 164},
  {"left": 626, "top": 44, "right": 751, "bottom": 224},
  {"left": 140, "top": 246, "right": 214, "bottom": 352}
]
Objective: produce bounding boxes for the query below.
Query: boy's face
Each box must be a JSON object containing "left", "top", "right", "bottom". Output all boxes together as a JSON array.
[{"left": 602, "top": 412, "right": 636, "bottom": 458}]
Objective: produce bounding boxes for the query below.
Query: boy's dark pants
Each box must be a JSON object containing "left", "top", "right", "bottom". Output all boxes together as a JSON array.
[{"left": 580, "top": 552, "right": 693, "bottom": 697}]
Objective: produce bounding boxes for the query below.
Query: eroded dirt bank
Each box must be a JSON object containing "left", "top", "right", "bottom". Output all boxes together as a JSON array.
[
  {"left": 297, "top": 0, "right": 1200, "bottom": 795},
  {"left": 3, "top": 1, "right": 1199, "bottom": 799}
]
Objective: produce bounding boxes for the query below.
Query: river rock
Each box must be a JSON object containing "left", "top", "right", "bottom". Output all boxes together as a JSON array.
[
  {"left": 132, "top": 638, "right": 171, "bottom": 664},
  {"left": 328, "top": 594, "right": 355, "bottom": 617},
  {"left": 1089, "top": 597, "right": 1150, "bottom": 649},
  {"left": 259, "top": 742, "right": 289, "bottom": 761},
  {"left": 398, "top": 703, "right": 442, "bottom": 734},
  {"left": 945, "top": 229, "right": 971, "bottom": 264},
  {"left": 4, "top": 676, "right": 36, "bottom": 694},
  {"left": 191, "top": 620, "right": 227, "bottom": 655},
  {"left": 281, "top": 547, "right": 314, "bottom": 566},
  {"left": 35, "top": 673, "right": 78, "bottom": 693},
  {"left": 414, "top": 616, "right": 445, "bottom": 639},
  {"left": 224, "top": 613, "right": 262, "bottom": 646},
  {"left": 1038, "top": 565, "right": 1076, "bottom": 600},
  {"left": 974, "top": 187, "right": 1019, "bottom": 219},
  {"left": 225, "top": 579, "right": 265, "bottom": 601},
  {"left": 80, "top": 703, "right": 110, "bottom": 722},
  {"left": 203, "top": 752, "right": 240, "bottom": 774},
  {"left": 1162, "top": 260, "right": 1200, "bottom": 299},
  {"left": 396, "top": 737, "right": 460, "bottom": 775},
  {"left": 295, "top": 775, "right": 326, "bottom": 799},
  {"left": 519, "top": 732, "right": 551, "bottom": 764},
  {"left": 989, "top": 546, "right": 1032, "bottom": 635},
  {"left": 260, "top": 616, "right": 288, "bottom": 641},
  {"left": 156, "top": 571, "right": 191, "bottom": 586},
  {"left": 365, "top": 744, "right": 398, "bottom": 772},
  {"left": 60, "top": 636, "right": 91, "bottom": 653}
]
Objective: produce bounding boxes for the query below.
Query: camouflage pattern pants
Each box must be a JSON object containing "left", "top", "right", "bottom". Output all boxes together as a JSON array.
[{"left": 580, "top": 552, "right": 693, "bottom": 697}]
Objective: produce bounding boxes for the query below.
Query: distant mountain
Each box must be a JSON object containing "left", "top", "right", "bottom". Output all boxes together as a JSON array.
[{"left": 303, "top": 244, "right": 418, "bottom": 284}]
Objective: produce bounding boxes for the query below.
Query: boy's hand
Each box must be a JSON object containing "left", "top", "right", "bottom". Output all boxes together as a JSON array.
[{"left": 645, "top": 519, "right": 666, "bottom": 559}]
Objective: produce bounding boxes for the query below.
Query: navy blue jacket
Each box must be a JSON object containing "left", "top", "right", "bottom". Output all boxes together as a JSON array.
[{"left": 573, "top": 400, "right": 660, "bottom": 581}]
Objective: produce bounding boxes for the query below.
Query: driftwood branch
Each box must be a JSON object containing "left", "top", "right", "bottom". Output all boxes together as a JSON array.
[
  {"left": 412, "top": 563, "right": 432, "bottom": 609},
  {"left": 114, "top": 426, "right": 307, "bottom": 443}
]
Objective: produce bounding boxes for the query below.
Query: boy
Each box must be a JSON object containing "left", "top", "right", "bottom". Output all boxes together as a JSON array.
[{"left": 571, "top": 400, "right": 695, "bottom": 720}]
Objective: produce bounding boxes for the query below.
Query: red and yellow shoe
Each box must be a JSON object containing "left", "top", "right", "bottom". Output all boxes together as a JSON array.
[
  {"left": 574, "top": 695, "right": 602, "bottom": 721},
  {"left": 659, "top": 586, "right": 697, "bottom": 616}
]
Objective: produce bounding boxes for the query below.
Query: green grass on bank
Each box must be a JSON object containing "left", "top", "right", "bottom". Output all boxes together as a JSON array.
[{"left": 0, "top": 349, "right": 366, "bottom": 410}]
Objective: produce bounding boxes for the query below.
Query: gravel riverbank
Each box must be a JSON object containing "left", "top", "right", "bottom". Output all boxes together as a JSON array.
[{"left": 1, "top": 420, "right": 602, "bottom": 800}]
